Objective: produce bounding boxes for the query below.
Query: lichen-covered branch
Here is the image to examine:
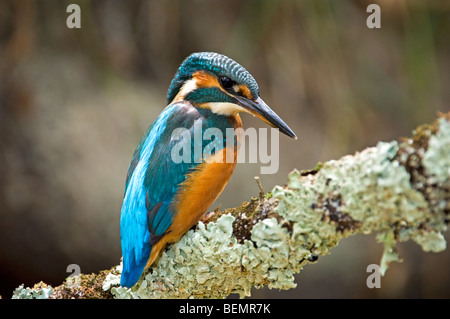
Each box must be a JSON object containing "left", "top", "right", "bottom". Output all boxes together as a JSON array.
[{"left": 13, "top": 114, "right": 450, "bottom": 299}]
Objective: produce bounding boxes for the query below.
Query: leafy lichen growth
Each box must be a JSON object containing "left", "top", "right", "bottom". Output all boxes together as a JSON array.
[
  {"left": 395, "top": 115, "right": 450, "bottom": 217},
  {"left": 16, "top": 115, "right": 450, "bottom": 299},
  {"left": 423, "top": 117, "right": 450, "bottom": 184},
  {"left": 102, "top": 116, "right": 449, "bottom": 299},
  {"left": 274, "top": 117, "right": 450, "bottom": 275},
  {"left": 275, "top": 138, "right": 447, "bottom": 273},
  {"left": 12, "top": 282, "right": 53, "bottom": 299},
  {"left": 107, "top": 214, "right": 299, "bottom": 298}
]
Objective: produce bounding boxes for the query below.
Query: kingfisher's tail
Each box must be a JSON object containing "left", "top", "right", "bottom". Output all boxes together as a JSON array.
[{"left": 120, "top": 256, "right": 148, "bottom": 288}]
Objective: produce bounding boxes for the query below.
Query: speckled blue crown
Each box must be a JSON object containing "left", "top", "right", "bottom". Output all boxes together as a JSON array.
[{"left": 167, "top": 52, "right": 259, "bottom": 104}]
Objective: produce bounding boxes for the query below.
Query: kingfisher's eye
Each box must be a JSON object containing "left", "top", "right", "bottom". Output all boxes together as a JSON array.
[{"left": 219, "top": 76, "right": 234, "bottom": 90}]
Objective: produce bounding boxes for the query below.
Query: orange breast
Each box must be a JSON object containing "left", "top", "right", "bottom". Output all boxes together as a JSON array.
[
  {"left": 146, "top": 115, "right": 242, "bottom": 267},
  {"left": 170, "top": 147, "right": 237, "bottom": 232}
]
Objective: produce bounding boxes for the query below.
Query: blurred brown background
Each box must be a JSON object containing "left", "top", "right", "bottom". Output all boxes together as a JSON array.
[{"left": 0, "top": 0, "right": 449, "bottom": 298}]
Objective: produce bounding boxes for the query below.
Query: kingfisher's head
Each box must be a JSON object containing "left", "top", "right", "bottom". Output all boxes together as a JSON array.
[{"left": 167, "top": 52, "right": 296, "bottom": 139}]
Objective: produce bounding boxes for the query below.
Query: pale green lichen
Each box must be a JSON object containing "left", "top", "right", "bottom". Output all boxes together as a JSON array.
[
  {"left": 10, "top": 117, "right": 448, "bottom": 299},
  {"left": 376, "top": 231, "right": 402, "bottom": 276},
  {"left": 12, "top": 283, "right": 53, "bottom": 299},
  {"left": 415, "top": 231, "right": 446, "bottom": 252},
  {"left": 273, "top": 137, "right": 447, "bottom": 276},
  {"left": 103, "top": 267, "right": 122, "bottom": 291},
  {"left": 103, "top": 118, "right": 449, "bottom": 299},
  {"left": 106, "top": 214, "right": 301, "bottom": 298},
  {"left": 423, "top": 117, "right": 450, "bottom": 183}
]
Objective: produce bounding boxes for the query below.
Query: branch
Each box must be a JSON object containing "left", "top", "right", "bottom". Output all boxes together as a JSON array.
[{"left": 12, "top": 113, "right": 450, "bottom": 299}]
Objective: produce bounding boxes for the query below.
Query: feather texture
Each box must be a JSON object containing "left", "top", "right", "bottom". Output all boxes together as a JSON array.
[
  {"left": 119, "top": 52, "right": 295, "bottom": 288},
  {"left": 167, "top": 52, "right": 259, "bottom": 104},
  {"left": 120, "top": 101, "right": 240, "bottom": 287}
]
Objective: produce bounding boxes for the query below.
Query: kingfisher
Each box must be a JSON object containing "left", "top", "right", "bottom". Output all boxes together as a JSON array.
[{"left": 120, "top": 52, "right": 296, "bottom": 288}]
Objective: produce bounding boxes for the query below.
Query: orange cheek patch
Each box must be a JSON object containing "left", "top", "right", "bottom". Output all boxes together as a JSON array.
[
  {"left": 238, "top": 84, "right": 253, "bottom": 99},
  {"left": 193, "top": 71, "right": 220, "bottom": 88}
]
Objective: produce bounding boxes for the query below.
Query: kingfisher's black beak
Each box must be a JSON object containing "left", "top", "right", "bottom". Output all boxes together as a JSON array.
[{"left": 235, "top": 96, "right": 297, "bottom": 139}]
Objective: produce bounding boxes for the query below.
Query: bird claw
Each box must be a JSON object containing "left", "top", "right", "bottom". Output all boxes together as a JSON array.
[{"left": 200, "top": 211, "right": 216, "bottom": 223}]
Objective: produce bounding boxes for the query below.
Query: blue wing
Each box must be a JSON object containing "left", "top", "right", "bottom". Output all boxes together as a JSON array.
[{"left": 120, "top": 101, "right": 205, "bottom": 287}]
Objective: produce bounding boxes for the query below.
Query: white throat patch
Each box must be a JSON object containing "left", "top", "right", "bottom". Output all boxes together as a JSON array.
[{"left": 207, "top": 102, "right": 249, "bottom": 116}]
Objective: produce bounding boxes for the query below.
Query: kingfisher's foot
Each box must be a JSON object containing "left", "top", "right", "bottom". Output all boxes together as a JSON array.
[{"left": 200, "top": 211, "right": 216, "bottom": 223}]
